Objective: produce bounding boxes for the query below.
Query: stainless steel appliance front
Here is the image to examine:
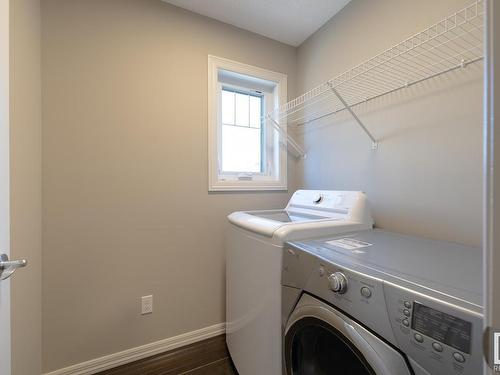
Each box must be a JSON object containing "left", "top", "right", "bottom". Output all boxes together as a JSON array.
[{"left": 282, "top": 229, "right": 483, "bottom": 375}]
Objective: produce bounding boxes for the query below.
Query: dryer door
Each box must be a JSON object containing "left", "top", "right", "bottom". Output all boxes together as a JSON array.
[{"left": 284, "top": 294, "right": 412, "bottom": 375}]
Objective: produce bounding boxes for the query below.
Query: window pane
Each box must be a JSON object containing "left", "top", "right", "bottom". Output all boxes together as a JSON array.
[
  {"left": 235, "top": 92, "right": 249, "bottom": 127},
  {"left": 222, "top": 90, "right": 235, "bottom": 125},
  {"left": 249, "top": 96, "right": 262, "bottom": 128},
  {"left": 222, "top": 125, "right": 261, "bottom": 173}
]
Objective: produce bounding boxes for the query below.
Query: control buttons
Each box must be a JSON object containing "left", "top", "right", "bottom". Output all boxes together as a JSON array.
[
  {"left": 414, "top": 333, "right": 424, "bottom": 343},
  {"left": 328, "top": 272, "right": 348, "bottom": 294},
  {"left": 404, "top": 301, "right": 412, "bottom": 309},
  {"left": 432, "top": 342, "right": 443, "bottom": 352},
  {"left": 403, "top": 309, "right": 411, "bottom": 317},
  {"left": 360, "top": 286, "right": 372, "bottom": 298},
  {"left": 402, "top": 318, "right": 409, "bottom": 327},
  {"left": 453, "top": 352, "right": 466, "bottom": 363}
]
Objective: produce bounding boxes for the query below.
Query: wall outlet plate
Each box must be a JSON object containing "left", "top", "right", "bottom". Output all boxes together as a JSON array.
[{"left": 141, "top": 295, "right": 153, "bottom": 315}]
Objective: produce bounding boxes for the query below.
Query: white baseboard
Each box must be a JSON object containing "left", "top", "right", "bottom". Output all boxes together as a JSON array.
[{"left": 43, "top": 323, "right": 226, "bottom": 375}]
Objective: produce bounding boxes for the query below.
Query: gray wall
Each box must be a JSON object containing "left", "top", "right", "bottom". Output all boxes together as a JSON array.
[
  {"left": 41, "top": 0, "right": 485, "bottom": 372},
  {"left": 10, "top": 0, "right": 42, "bottom": 374},
  {"left": 41, "top": 0, "right": 297, "bottom": 372},
  {"left": 296, "top": 0, "right": 483, "bottom": 246}
]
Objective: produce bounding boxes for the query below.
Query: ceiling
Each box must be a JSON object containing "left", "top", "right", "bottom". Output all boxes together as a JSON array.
[{"left": 162, "top": 0, "right": 351, "bottom": 47}]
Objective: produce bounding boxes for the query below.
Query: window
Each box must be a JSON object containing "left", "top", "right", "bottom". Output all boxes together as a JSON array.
[
  {"left": 221, "top": 88, "right": 263, "bottom": 173},
  {"left": 208, "top": 55, "right": 287, "bottom": 191}
]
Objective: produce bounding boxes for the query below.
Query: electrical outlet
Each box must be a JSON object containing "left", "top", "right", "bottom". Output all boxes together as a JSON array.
[{"left": 141, "top": 295, "right": 153, "bottom": 315}]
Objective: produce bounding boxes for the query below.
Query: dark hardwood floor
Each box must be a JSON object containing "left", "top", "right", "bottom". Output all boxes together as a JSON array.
[{"left": 96, "top": 335, "right": 237, "bottom": 375}]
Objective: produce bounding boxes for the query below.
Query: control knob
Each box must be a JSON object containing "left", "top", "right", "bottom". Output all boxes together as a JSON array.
[
  {"left": 312, "top": 193, "right": 323, "bottom": 204},
  {"left": 328, "top": 272, "right": 348, "bottom": 294}
]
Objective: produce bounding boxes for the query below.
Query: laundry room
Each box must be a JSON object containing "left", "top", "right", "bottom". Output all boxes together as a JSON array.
[{"left": 2, "top": 0, "right": 500, "bottom": 375}]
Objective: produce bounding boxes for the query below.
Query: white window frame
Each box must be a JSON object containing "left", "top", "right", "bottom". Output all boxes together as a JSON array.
[{"left": 208, "top": 55, "right": 287, "bottom": 191}]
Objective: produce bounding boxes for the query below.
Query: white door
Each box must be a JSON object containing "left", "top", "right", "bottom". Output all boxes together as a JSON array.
[{"left": 0, "top": 0, "right": 10, "bottom": 373}]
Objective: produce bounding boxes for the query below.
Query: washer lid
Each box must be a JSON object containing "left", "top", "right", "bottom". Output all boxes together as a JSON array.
[
  {"left": 248, "top": 210, "right": 330, "bottom": 223},
  {"left": 227, "top": 210, "right": 339, "bottom": 237}
]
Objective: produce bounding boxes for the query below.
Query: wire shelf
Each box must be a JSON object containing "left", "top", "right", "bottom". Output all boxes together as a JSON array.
[{"left": 269, "top": 0, "right": 484, "bottom": 154}]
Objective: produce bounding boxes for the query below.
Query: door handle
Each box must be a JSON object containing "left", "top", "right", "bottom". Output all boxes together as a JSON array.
[{"left": 0, "top": 254, "right": 27, "bottom": 281}]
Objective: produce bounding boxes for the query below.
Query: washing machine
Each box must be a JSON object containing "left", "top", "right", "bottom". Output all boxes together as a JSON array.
[
  {"left": 226, "top": 190, "right": 374, "bottom": 375},
  {"left": 283, "top": 230, "right": 483, "bottom": 375}
]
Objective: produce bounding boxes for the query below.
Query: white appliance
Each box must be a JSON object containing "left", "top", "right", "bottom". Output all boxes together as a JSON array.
[{"left": 225, "top": 190, "right": 373, "bottom": 375}]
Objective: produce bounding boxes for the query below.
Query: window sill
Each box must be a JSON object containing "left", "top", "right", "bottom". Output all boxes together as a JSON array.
[{"left": 208, "top": 181, "right": 287, "bottom": 192}]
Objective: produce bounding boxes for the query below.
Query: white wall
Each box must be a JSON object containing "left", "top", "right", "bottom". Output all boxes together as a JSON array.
[
  {"left": 0, "top": 0, "right": 11, "bottom": 373},
  {"left": 10, "top": 0, "right": 43, "bottom": 373},
  {"left": 296, "top": 0, "right": 483, "bottom": 246},
  {"left": 41, "top": 0, "right": 297, "bottom": 372}
]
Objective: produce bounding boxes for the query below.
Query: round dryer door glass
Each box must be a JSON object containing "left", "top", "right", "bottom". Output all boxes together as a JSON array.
[{"left": 285, "top": 317, "right": 375, "bottom": 375}]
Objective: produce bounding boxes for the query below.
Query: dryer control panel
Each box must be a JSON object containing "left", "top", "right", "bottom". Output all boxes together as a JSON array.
[
  {"left": 282, "top": 245, "right": 399, "bottom": 347},
  {"left": 385, "top": 283, "right": 482, "bottom": 375}
]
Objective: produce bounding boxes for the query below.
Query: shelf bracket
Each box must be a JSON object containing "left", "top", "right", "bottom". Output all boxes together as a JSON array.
[
  {"left": 266, "top": 115, "right": 306, "bottom": 158},
  {"left": 327, "top": 82, "right": 378, "bottom": 150}
]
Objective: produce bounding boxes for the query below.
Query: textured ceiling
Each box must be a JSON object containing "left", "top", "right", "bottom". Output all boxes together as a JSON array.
[{"left": 162, "top": 0, "right": 351, "bottom": 47}]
